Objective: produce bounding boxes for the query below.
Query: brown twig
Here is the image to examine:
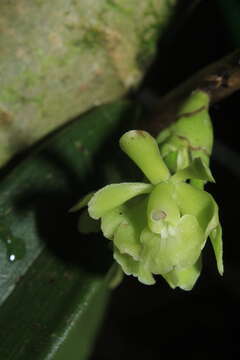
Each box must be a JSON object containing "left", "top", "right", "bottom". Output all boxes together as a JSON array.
[{"left": 146, "top": 49, "right": 240, "bottom": 135}]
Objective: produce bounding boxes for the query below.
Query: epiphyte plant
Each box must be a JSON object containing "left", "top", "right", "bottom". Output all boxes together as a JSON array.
[{"left": 73, "top": 90, "right": 223, "bottom": 291}]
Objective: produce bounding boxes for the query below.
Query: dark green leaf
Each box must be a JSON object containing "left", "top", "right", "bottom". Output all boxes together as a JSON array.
[{"left": 0, "top": 101, "right": 135, "bottom": 359}]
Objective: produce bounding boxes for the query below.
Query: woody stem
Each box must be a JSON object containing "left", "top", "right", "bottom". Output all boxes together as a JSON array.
[{"left": 144, "top": 49, "right": 240, "bottom": 135}]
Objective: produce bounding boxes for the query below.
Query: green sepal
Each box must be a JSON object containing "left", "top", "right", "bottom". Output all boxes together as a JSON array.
[
  {"left": 210, "top": 224, "right": 224, "bottom": 275},
  {"left": 113, "top": 196, "right": 148, "bottom": 260},
  {"left": 114, "top": 223, "right": 142, "bottom": 261},
  {"left": 171, "top": 158, "right": 215, "bottom": 183},
  {"left": 175, "top": 183, "right": 219, "bottom": 239},
  {"left": 163, "top": 256, "right": 202, "bottom": 290},
  {"left": 69, "top": 192, "right": 94, "bottom": 212},
  {"left": 147, "top": 182, "right": 180, "bottom": 234},
  {"left": 137, "top": 262, "right": 156, "bottom": 285},
  {"left": 191, "top": 150, "right": 210, "bottom": 166},
  {"left": 88, "top": 182, "right": 152, "bottom": 219},
  {"left": 113, "top": 247, "right": 139, "bottom": 276},
  {"left": 101, "top": 205, "right": 126, "bottom": 240},
  {"left": 119, "top": 130, "right": 170, "bottom": 184},
  {"left": 113, "top": 247, "right": 155, "bottom": 285}
]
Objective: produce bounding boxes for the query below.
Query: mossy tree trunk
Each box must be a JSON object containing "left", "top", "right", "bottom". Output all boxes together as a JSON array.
[{"left": 0, "top": 0, "right": 176, "bottom": 166}]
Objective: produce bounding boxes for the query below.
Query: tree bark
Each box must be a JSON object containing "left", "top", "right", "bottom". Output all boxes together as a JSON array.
[
  {"left": 0, "top": 0, "right": 176, "bottom": 166},
  {"left": 146, "top": 49, "right": 240, "bottom": 135}
]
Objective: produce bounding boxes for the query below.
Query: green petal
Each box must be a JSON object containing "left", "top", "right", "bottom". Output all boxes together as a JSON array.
[
  {"left": 69, "top": 192, "right": 94, "bottom": 212},
  {"left": 113, "top": 196, "right": 148, "bottom": 260},
  {"left": 147, "top": 182, "right": 180, "bottom": 234},
  {"left": 210, "top": 224, "right": 224, "bottom": 275},
  {"left": 78, "top": 208, "right": 100, "bottom": 234},
  {"left": 119, "top": 130, "right": 170, "bottom": 184},
  {"left": 137, "top": 263, "right": 156, "bottom": 285},
  {"left": 140, "top": 214, "right": 204, "bottom": 275},
  {"left": 163, "top": 256, "right": 202, "bottom": 291},
  {"left": 113, "top": 248, "right": 155, "bottom": 285},
  {"left": 113, "top": 247, "right": 139, "bottom": 276},
  {"left": 171, "top": 158, "right": 215, "bottom": 183},
  {"left": 114, "top": 223, "right": 142, "bottom": 260},
  {"left": 88, "top": 182, "right": 152, "bottom": 219},
  {"left": 101, "top": 205, "right": 126, "bottom": 240},
  {"left": 191, "top": 150, "right": 210, "bottom": 166},
  {"left": 175, "top": 183, "right": 219, "bottom": 238}
]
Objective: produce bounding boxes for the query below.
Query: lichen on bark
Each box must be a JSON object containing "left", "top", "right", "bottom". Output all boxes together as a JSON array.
[{"left": 0, "top": 0, "right": 176, "bottom": 166}]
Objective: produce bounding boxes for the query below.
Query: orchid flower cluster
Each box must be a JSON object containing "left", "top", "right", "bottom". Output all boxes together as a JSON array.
[{"left": 73, "top": 91, "right": 223, "bottom": 290}]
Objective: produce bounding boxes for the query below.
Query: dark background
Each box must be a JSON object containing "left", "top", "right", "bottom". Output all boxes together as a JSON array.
[{"left": 91, "top": 1, "right": 240, "bottom": 359}]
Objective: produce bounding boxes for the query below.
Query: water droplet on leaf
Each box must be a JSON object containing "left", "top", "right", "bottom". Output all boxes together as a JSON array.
[{"left": 0, "top": 224, "right": 26, "bottom": 263}]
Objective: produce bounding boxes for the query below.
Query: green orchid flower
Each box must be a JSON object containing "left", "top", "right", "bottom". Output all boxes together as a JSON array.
[{"left": 74, "top": 129, "right": 223, "bottom": 291}]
